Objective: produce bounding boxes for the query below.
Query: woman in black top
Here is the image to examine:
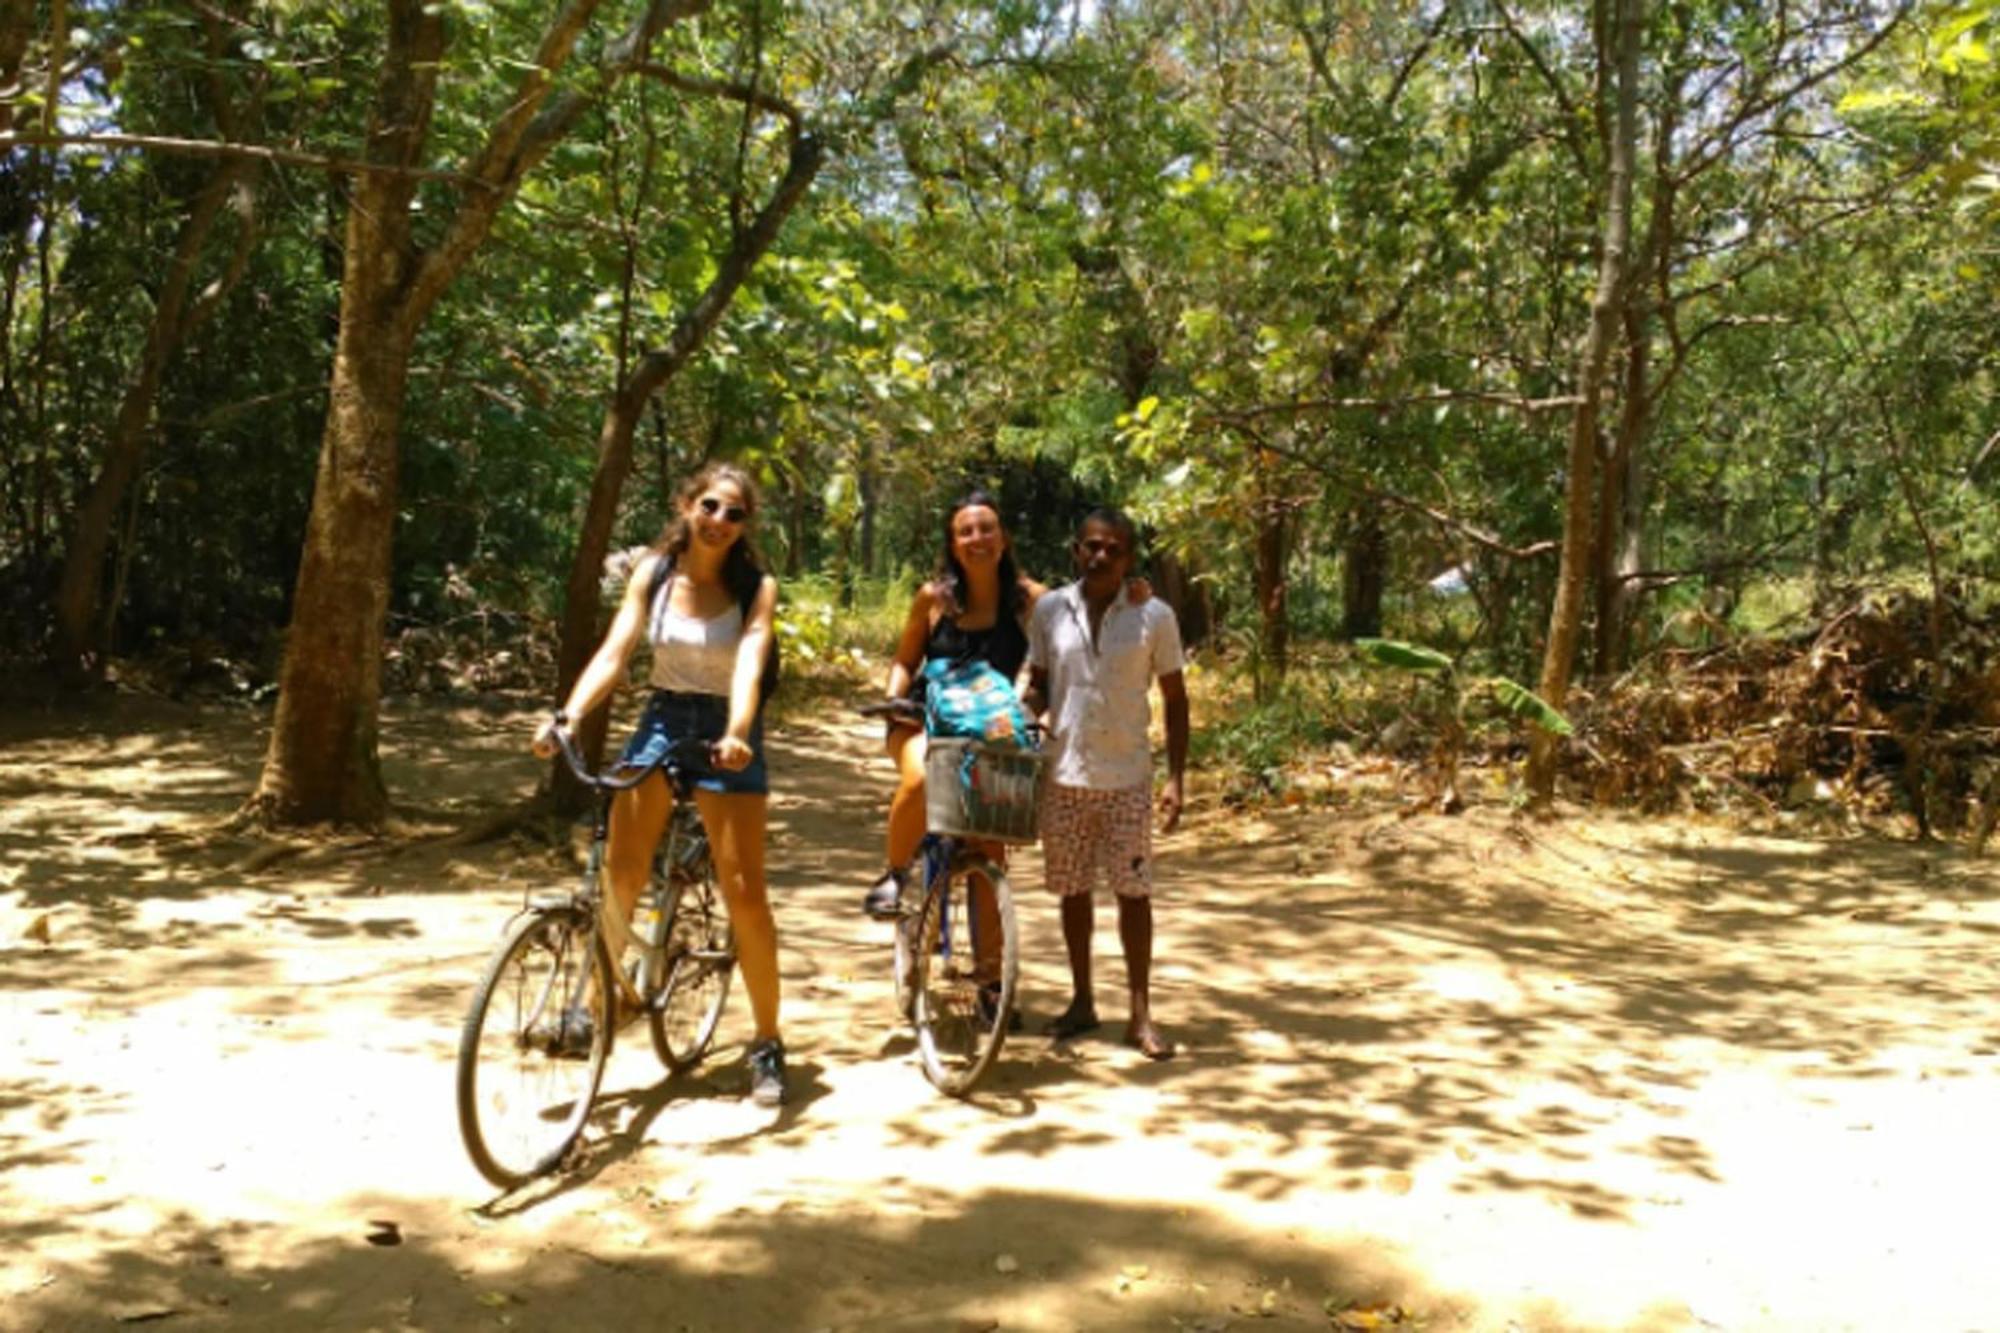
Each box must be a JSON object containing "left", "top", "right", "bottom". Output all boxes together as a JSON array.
[
  {"left": 863, "top": 491, "right": 1145, "bottom": 919},
  {"left": 862, "top": 491, "right": 1043, "bottom": 917}
]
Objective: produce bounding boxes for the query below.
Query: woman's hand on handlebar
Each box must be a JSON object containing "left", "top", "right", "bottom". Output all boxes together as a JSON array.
[
  {"left": 712, "top": 734, "right": 753, "bottom": 771},
  {"left": 531, "top": 711, "right": 566, "bottom": 760}
]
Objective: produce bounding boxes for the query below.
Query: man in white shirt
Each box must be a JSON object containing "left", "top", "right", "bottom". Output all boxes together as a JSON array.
[{"left": 1026, "top": 507, "right": 1189, "bottom": 1060}]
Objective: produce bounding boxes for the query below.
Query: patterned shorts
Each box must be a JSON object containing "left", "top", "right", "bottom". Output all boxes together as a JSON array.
[{"left": 1041, "top": 782, "right": 1153, "bottom": 900}]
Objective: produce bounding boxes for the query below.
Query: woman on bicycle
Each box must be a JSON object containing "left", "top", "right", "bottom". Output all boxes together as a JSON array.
[
  {"left": 862, "top": 493, "right": 1146, "bottom": 921},
  {"left": 533, "top": 461, "right": 788, "bottom": 1106},
  {"left": 861, "top": 491, "right": 1041, "bottom": 921}
]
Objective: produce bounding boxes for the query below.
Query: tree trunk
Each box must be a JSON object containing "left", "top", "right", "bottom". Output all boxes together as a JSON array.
[
  {"left": 1527, "top": 0, "right": 1643, "bottom": 802},
  {"left": 549, "top": 377, "right": 652, "bottom": 806},
  {"left": 1591, "top": 325, "right": 1649, "bottom": 678},
  {"left": 858, "top": 434, "right": 880, "bottom": 579},
  {"left": 51, "top": 160, "right": 251, "bottom": 677},
  {"left": 1150, "top": 550, "right": 1211, "bottom": 649},
  {"left": 248, "top": 312, "right": 415, "bottom": 825},
  {"left": 1341, "top": 504, "right": 1387, "bottom": 639},
  {"left": 1253, "top": 497, "right": 1290, "bottom": 673}
]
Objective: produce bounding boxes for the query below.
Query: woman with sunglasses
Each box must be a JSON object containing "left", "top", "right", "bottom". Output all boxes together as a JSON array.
[{"left": 533, "top": 461, "right": 789, "bottom": 1106}]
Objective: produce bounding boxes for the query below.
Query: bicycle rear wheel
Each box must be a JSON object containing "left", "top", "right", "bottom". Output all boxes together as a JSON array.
[
  {"left": 650, "top": 869, "right": 735, "bottom": 1071},
  {"left": 910, "top": 856, "right": 1018, "bottom": 1096},
  {"left": 457, "top": 908, "right": 611, "bottom": 1188}
]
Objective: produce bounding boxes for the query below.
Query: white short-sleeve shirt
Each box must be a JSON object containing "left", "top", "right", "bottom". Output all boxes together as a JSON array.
[{"left": 1028, "top": 583, "right": 1184, "bottom": 791}]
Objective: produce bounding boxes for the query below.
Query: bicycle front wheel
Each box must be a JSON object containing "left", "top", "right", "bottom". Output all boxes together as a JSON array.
[
  {"left": 456, "top": 908, "right": 611, "bottom": 1189},
  {"left": 910, "top": 856, "right": 1018, "bottom": 1096},
  {"left": 650, "top": 870, "right": 735, "bottom": 1071}
]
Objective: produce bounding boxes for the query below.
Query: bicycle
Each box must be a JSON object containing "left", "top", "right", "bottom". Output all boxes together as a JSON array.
[
  {"left": 455, "top": 726, "right": 736, "bottom": 1189},
  {"left": 863, "top": 698, "right": 1044, "bottom": 1096}
]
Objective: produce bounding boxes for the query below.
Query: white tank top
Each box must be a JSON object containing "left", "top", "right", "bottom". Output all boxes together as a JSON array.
[{"left": 647, "top": 572, "right": 743, "bottom": 696}]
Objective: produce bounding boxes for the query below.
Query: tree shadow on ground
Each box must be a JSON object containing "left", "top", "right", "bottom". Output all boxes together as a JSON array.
[
  {"left": 7, "top": 698, "right": 1997, "bottom": 1314},
  {"left": 1056, "top": 806, "right": 2000, "bottom": 1216},
  {"left": 8, "top": 1188, "right": 1492, "bottom": 1333}
]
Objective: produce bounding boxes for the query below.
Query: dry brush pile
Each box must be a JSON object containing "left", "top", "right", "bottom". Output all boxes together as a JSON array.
[{"left": 1576, "top": 590, "right": 2000, "bottom": 838}]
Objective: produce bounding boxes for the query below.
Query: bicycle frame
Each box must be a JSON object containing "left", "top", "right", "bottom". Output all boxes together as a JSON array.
[{"left": 544, "top": 728, "right": 715, "bottom": 1014}]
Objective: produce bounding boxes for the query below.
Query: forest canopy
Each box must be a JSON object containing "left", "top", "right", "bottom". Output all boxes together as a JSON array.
[{"left": 1, "top": 0, "right": 1995, "bottom": 827}]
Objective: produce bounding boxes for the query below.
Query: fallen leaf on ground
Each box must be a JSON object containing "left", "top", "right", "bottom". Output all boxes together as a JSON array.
[
  {"left": 1381, "top": 1172, "right": 1413, "bottom": 1195},
  {"left": 23, "top": 914, "right": 51, "bottom": 944},
  {"left": 994, "top": 1253, "right": 1019, "bottom": 1274},
  {"left": 475, "top": 1292, "right": 517, "bottom": 1309},
  {"left": 1328, "top": 1299, "right": 1412, "bottom": 1330},
  {"left": 366, "top": 1219, "right": 402, "bottom": 1247},
  {"left": 115, "top": 1309, "right": 179, "bottom": 1325}
]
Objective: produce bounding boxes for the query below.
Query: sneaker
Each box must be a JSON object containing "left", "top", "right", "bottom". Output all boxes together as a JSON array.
[
  {"left": 529, "top": 1004, "right": 595, "bottom": 1059},
  {"left": 747, "top": 1037, "right": 788, "bottom": 1107},
  {"left": 861, "top": 867, "right": 907, "bottom": 920}
]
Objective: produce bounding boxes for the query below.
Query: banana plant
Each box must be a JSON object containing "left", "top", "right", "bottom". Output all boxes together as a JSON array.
[{"left": 1354, "top": 639, "right": 1573, "bottom": 812}]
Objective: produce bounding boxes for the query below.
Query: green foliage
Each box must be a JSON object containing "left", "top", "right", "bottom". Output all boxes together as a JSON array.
[
  {"left": 1189, "top": 660, "right": 1352, "bottom": 797},
  {"left": 1353, "top": 638, "right": 1453, "bottom": 674},
  {"left": 1487, "top": 677, "right": 1573, "bottom": 738},
  {"left": 1, "top": 0, "right": 1993, "bottom": 837}
]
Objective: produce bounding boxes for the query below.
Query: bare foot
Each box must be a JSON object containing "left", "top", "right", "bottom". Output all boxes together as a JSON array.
[
  {"left": 1125, "top": 1020, "right": 1173, "bottom": 1061},
  {"left": 1046, "top": 1002, "right": 1100, "bottom": 1040}
]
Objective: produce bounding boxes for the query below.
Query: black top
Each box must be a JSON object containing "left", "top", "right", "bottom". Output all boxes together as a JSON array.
[{"left": 923, "top": 608, "right": 1029, "bottom": 684}]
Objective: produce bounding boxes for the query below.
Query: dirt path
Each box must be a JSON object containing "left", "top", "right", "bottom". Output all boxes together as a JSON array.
[{"left": 4, "top": 695, "right": 1999, "bottom": 1332}]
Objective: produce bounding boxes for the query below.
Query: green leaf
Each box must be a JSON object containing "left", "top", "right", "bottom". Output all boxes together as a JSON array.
[
  {"left": 1134, "top": 395, "right": 1159, "bottom": 422},
  {"left": 1837, "top": 88, "right": 1926, "bottom": 114},
  {"left": 1486, "top": 678, "right": 1572, "bottom": 735},
  {"left": 1354, "top": 638, "right": 1452, "bottom": 674}
]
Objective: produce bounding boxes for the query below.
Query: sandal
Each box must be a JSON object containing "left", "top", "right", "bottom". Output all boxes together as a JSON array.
[{"left": 1045, "top": 1006, "right": 1101, "bottom": 1040}]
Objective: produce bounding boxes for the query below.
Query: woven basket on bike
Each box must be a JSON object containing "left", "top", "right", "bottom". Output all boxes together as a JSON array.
[{"left": 922, "top": 738, "right": 1047, "bottom": 844}]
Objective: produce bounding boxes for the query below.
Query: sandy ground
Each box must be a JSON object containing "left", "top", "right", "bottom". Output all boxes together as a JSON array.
[{"left": 3, "top": 692, "right": 2000, "bottom": 1332}]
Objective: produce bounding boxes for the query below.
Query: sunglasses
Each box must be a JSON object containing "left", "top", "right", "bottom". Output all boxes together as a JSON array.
[{"left": 699, "top": 496, "right": 748, "bottom": 523}]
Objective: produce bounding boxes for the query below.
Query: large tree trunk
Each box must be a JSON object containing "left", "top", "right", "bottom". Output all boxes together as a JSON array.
[
  {"left": 51, "top": 160, "right": 253, "bottom": 677},
  {"left": 1341, "top": 504, "right": 1387, "bottom": 640},
  {"left": 1527, "top": 0, "right": 1643, "bottom": 801},
  {"left": 249, "top": 312, "right": 416, "bottom": 824},
  {"left": 249, "top": 0, "right": 654, "bottom": 826}
]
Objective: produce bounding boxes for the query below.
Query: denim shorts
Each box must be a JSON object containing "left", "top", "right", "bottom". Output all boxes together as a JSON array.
[{"left": 618, "top": 691, "right": 769, "bottom": 796}]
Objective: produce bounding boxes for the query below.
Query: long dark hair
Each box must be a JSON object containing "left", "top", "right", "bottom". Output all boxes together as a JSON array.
[
  {"left": 934, "top": 490, "right": 1027, "bottom": 622},
  {"left": 651, "top": 461, "right": 767, "bottom": 607}
]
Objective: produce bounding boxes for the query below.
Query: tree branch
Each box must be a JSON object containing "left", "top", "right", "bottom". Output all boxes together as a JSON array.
[
  {"left": 1204, "top": 390, "right": 1583, "bottom": 426},
  {"left": 634, "top": 61, "right": 804, "bottom": 132},
  {"left": 0, "top": 130, "right": 488, "bottom": 187}
]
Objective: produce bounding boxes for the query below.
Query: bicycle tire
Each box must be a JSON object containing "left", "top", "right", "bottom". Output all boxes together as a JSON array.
[
  {"left": 650, "top": 867, "right": 735, "bottom": 1071},
  {"left": 892, "top": 896, "right": 918, "bottom": 1020},
  {"left": 910, "top": 855, "right": 1018, "bottom": 1096},
  {"left": 456, "top": 908, "right": 611, "bottom": 1189}
]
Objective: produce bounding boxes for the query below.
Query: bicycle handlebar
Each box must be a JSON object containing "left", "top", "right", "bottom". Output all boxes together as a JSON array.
[
  {"left": 857, "top": 698, "right": 925, "bottom": 723},
  {"left": 547, "top": 723, "right": 713, "bottom": 792},
  {"left": 857, "top": 698, "right": 1046, "bottom": 744}
]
